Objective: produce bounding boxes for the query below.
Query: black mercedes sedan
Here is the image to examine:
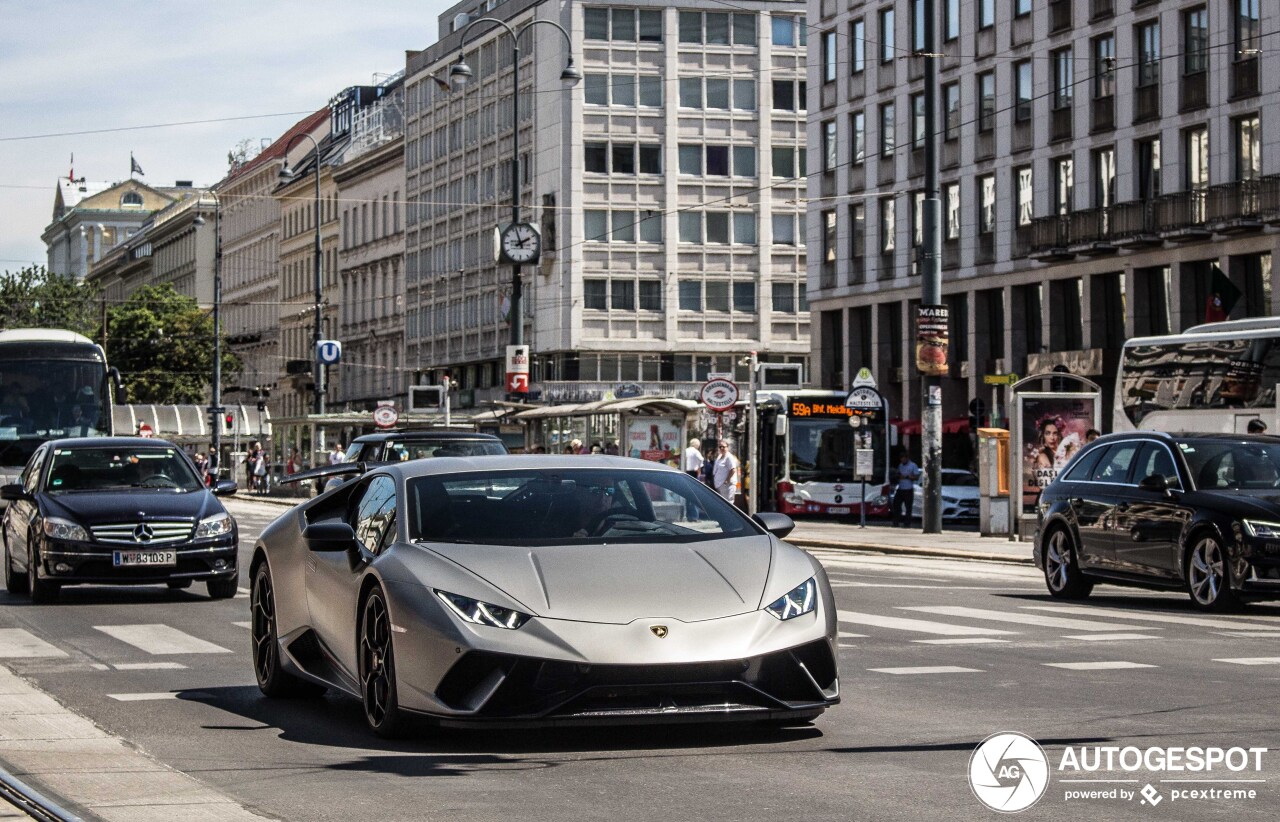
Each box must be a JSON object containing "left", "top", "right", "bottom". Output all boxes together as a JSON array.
[
  {"left": 1, "top": 438, "right": 239, "bottom": 603},
  {"left": 1034, "top": 431, "right": 1280, "bottom": 611}
]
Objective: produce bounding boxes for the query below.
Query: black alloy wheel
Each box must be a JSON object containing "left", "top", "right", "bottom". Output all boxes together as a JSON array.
[
  {"left": 359, "top": 587, "right": 407, "bottom": 737},
  {"left": 27, "top": 543, "right": 59, "bottom": 604},
  {"left": 1043, "top": 528, "right": 1093, "bottom": 600},
  {"left": 251, "top": 563, "right": 324, "bottom": 697}
]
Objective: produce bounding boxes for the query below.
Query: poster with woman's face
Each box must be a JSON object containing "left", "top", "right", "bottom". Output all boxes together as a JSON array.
[{"left": 1020, "top": 395, "right": 1096, "bottom": 510}]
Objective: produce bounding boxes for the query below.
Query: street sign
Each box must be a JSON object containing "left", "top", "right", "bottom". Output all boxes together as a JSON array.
[
  {"left": 845, "top": 385, "right": 883, "bottom": 410},
  {"left": 851, "top": 367, "right": 877, "bottom": 389},
  {"left": 701, "top": 378, "right": 739, "bottom": 412},
  {"left": 984, "top": 373, "right": 1019, "bottom": 386},
  {"left": 372, "top": 405, "right": 398, "bottom": 428},
  {"left": 855, "top": 448, "right": 875, "bottom": 479},
  {"left": 316, "top": 340, "right": 342, "bottom": 365},
  {"left": 969, "top": 398, "right": 987, "bottom": 416},
  {"left": 137, "top": 422, "right": 154, "bottom": 438},
  {"left": 506, "top": 344, "right": 529, "bottom": 394}
]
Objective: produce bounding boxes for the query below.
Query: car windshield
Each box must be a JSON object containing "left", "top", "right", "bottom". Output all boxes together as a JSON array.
[
  {"left": 1178, "top": 440, "right": 1280, "bottom": 490},
  {"left": 385, "top": 440, "right": 507, "bottom": 461},
  {"left": 408, "top": 468, "right": 757, "bottom": 546},
  {"left": 45, "top": 446, "right": 203, "bottom": 493}
]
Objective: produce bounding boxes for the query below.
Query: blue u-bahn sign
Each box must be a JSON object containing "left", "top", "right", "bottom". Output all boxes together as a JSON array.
[{"left": 316, "top": 340, "right": 342, "bottom": 365}]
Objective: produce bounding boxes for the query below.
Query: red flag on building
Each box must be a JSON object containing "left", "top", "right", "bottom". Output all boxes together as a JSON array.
[{"left": 1204, "top": 265, "right": 1242, "bottom": 323}]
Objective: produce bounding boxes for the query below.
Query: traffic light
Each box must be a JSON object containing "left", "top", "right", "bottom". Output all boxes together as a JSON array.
[{"left": 225, "top": 412, "right": 234, "bottom": 428}]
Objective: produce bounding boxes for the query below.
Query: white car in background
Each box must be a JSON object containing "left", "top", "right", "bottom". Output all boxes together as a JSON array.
[{"left": 910, "top": 468, "right": 980, "bottom": 522}]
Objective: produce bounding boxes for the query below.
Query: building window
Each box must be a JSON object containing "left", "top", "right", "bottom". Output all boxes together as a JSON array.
[
  {"left": 733, "top": 79, "right": 756, "bottom": 110},
  {"left": 912, "top": 0, "right": 925, "bottom": 51},
  {"left": 734, "top": 146, "right": 756, "bottom": 177},
  {"left": 678, "top": 144, "right": 702, "bottom": 174},
  {"left": 943, "top": 83, "right": 960, "bottom": 140},
  {"left": 978, "top": 0, "right": 995, "bottom": 29},
  {"left": 1235, "top": 115, "right": 1261, "bottom": 181},
  {"left": 1016, "top": 166, "right": 1033, "bottom": 226},
  {"left": 851, "top": 19, "right": 866, "bottom": 73},
  {"left": 639, "top": 145, "right": 661, "bottom": 174},
  {"left": 733, "top": 212, "right": 757, "bottom": 244},
  {"left": 706, "top": 145, "right": 730, "bottom": 176},
  {"left": 771, "top": 79, "right": 795, "bottom": 111},
  {"left": 823, "top": 120, "right": 838, "bottom": 171},
  {"left": 638, "top": 76, "right": 663, "bottom": 106},
  {"left": 1137, "top": 137, "right": 1161, "bottom": 200},
  {"left": 1238, "top": 0, "right": 1261, "bottom": 55},
  {"left": 121, "top": 191, "right": 143, "bottom": 208},
  {"left": 707, "top": 212, "right": 729, "bottom": 244},
  {"left": 1094, "top": 147, "right": 1116, "bottom": 208},
  {"left": 586, "top": 8, "right": 662, "bottom": 42},
  {"left": 851, "top": 203, "right": 866, "bottom": 261},
  {"left": 639, "top": 281, "right": 662, "bottom": 311},
  {"left": 585, "top": 209, "right": 608, "bottom": 241},
  {"left": 772, "top": 146, "right": 805, "bottom": 178},
  {"left": 851, "top": 111, "right": 866, "bottom": 164},
  {"left": 733, "top": 283, "right": 756, "bottom": 313},
  {"left": 911, "top": 190, "right": 925, "bottom": 247},
  {"left": 638, "top": 211, "right": 662, "bottom": 243},
  {"left": 1053, "top": 48, "right": 1073, "bottom": 109},
  {"left": 1185, "top": 125, "right": 1209, "bottom": 190},
  {"left": 822, "top": 31, "right": 837, "bottom": 83},
  {"left": 977, "top": 71, "right": 995, "bottom": 132},
  {"left": 612, "top": 144, "right": 636, "bottom": 174},
  {"left": 610, "top": 280, "right": 635, "bottom": 310},
  {"left": 1184, "top": 7, "right": 1208, "bottom": 74},
  {"left": 880, "top": 197, "right": 896, "bottom": 253},
  {"left": 611, "top": 211, "right": 635, "bottom": 242},
  {"left": 1137, "top": 21, "right": 1160, "bottom": 87},
  {"left": 979, "top": 174, "right": 996, "bottom": 234},
  {"left": 773, "top": 213, "right": 796, "bottom": 245},
  {"left": 584, "top": 279, "right": 607, "bottom": 310},
  {"left": 733, "top": 14, "right": 756, "bottom": 45},
  {"left": 880, "top": 102, "right": 895, "bottom": 155},
  {"left": 706, "top": 281, "right": 730, "bottom": 312},
  {"left": 771, "top": 15, "right": 806, "bottom": 47},
  {"left": 945, "top": 183, "right": 961, "bottom": 240},
  {"left": 1053, "top": 156, "right": 1074, "bottom": 215},
  {"left": 879, "top": 8, "right": 895, "bottom": 63},
  {"left": 1015, "top": 0, "right": 1031, "bottom": 17},
  {"left": 1094, "top": 34, "right": 1115, "bottom": 98},
  {"left": 772, "top": 282, "right": 797, "bottom": 313},
  {"left": 823, "top": 210, "right": 837, "bottom": 262},
  {"left": 705, "top": 78, "right": 730, "bottom": 109},
  {"left": 678, "top": 212, "right": 702, "bottom": 243},
  {"left": 910, "top": 93, "right": 925, "bottom": 149},
  {"left": 678, "top": 280, "right": 702, "bottom": 311},
  {"left": 585, "top": 142, "right": 607, "bottom": 173},
  {"left": 945, "top": 0, "right": 960, "bottom": 41},
  {"left": 1014, "top": 60, "right": 1032, "bottom": 121}
]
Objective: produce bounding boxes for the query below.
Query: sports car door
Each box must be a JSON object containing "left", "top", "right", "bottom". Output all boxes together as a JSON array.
[{"left": 306, "top": 475, "right": 397, "bottom": 682}]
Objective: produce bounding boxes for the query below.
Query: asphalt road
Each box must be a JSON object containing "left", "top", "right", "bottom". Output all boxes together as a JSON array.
[{"left": 3, "top": 497, "right": 1280, "bottom": 821}]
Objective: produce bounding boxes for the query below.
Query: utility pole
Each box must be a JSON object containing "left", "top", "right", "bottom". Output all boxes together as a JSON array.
[
  {"left": 920, "top": 0, "right": 943, "bottom": 534},
  {"left": 746, "top": 351, "right": 759, "bottom": 515}
]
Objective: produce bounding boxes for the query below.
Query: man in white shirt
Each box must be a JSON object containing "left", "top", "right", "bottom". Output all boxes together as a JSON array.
[
  {"left": 683, "top": 438, "right": 704, "bottom": 478},
  {"left": 712, "top": 441, "right": 740, "bottom": 504},
  {"left": 329, "top": 443, "right": 345, "bottom": 465}
]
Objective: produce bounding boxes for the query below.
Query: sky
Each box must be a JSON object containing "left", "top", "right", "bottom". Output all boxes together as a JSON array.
[{"left": 0, "top": 0, "right": 456, "bottom": 273}]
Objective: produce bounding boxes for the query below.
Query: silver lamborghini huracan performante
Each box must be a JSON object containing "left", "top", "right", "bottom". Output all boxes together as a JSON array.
[{"left": 250, "top": 456, "right": 839, "bottom": 736}]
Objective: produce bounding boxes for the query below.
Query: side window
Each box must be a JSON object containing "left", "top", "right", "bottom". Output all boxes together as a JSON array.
[
  {"left": 1135, "top": 443, "right": 1181, "bottom": 489},
  {"left": 1090, "top": 443, "right": 1140, "bottom": 484},
  {"left": 22, "top": 448, "right": 46, "bottom": 494},
  {"left": 1061, "top": 446, "right": 1104, "bottom": 482},
  {"left": 359, "top": 444, "right": 381, "bottom": 462},
  {"left": 352, "top": 475, "right": 397, "bottom": 554}
]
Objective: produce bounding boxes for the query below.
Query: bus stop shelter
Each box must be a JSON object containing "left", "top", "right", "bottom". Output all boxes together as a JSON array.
[{"left": 514, "top": 397, "right": 700, "bottom": 459}]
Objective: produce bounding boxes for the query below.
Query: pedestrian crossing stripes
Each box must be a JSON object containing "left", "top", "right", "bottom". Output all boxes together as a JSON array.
[
  {"left": 93, "top": 624, "right": 231, "bottom": 655},
  {"left": 868, "top": 666, "right": 984, "bottom": 675},
  {"left": 1061, "top": 633, "right": 1161, "bottom": 642},
  {"left": 1021, "top": 604, "right": 1278, "bottom": 631},
  {"left": 1213, "top": 657, "right": 1280, "bottom": 665},
  {"left": 1043, "top": 661, "right": 1158, "bottom": 670},
  {"left": 903, "top": 605, "right": 1145, "bottom": 632},
  {"left": 0, "top": 629, "right": 67, "bottom": 659},
  {"left": 838, "top": 610, "right": 1018, "bottom": 636}
]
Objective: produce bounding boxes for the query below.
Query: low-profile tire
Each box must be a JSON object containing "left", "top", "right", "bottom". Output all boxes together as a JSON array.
[
  {"left": 1185, "top": 533, "right": 1240, "bottom": 612},
  {"left": 359, "top": 586, "right": 408, "bottom": 738},
  {"left": 27, "top": 544, "right": 59, "bottom": 605},
  {"left": 167, "top": 579, "right": 192, "bottom": 590},
  {"left": 4, "top": 539, "right": 26, "bottom": 595},
  {"left": 1043, "top": 527, "right": 1093, "bottom": 600},
  {"left": 250, "top": 563, "right": 325, "bottom": 698},
  {"left": 206, "top": 576, "right": 239, "bottom": 600}
]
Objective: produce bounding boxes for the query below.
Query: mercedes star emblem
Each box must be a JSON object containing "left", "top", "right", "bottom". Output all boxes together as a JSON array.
[{"left": 133, "top": 524, "right": 154, "bottom": 543}]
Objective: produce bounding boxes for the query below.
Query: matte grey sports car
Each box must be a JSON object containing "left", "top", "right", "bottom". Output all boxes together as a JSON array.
[{"left": 250, "top": 456, "right": 839, "bottom": 736}]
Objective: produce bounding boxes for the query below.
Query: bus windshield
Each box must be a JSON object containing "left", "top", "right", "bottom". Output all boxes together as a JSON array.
[
  {"left": 0, "top": 359, "right": 110, "bottom": 468},
  {"left": 789, "top": 418, "right": 885, "bottom": 483}
]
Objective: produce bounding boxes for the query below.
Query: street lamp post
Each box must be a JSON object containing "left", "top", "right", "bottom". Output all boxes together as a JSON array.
[
  {"left": 450, "top": 16, "right": 580, "bottom": 350},
  {"left": 279, "top": 133, "right": 326, "bottom": 416},
  {"left": 194, "top": 193, "right": 222, "bottom": 476}
]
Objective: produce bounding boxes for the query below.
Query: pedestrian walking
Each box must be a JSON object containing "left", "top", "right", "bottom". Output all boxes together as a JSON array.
[
  {"left": 891, "top": 451, "right": 921, "bottom": 528},
  {"left": 329, "top": 443, "right": 345, "bottom": 465},
  {"left": 206, "top": 448, "right": 219, "bottom": 487},
  {"left": 712, "top": 441, "right": 740, "bottom": 504},
  {"left": 683, "top": 437, "right": 705, "bottom": 478}
]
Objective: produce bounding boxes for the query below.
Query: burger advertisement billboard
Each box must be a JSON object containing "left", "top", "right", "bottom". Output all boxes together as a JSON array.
[{"left": 916, "top": 304, "right": 949, "bottom": 376}]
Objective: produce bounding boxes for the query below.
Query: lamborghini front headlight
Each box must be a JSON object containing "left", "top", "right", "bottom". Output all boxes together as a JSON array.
[
  {"left": 764, "top": 577, "right": 817, "bottom": 620},
  {"left": 435, "top": 590, "right": 531, "bottom": 629}
]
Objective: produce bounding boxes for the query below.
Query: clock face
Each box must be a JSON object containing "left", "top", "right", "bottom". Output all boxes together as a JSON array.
[{"left": 501, "top": 222, "right": 541, "bottom": 264}]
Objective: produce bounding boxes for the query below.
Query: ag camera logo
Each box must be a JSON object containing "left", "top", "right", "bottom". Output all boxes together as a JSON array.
[{"left": 969, "top": 732, "right": 1050, "bottom": 813}]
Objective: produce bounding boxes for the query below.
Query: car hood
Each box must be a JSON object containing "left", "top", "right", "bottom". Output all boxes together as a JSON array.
[
  {"left": 420, "top": 535, "right": 775, "bottom": 624},
  {"left": 1184, "top": 490, "right": 1280, "bottom": 522},
  {"left": 42, "top": 489, "right": 222, "bottom": 525}
]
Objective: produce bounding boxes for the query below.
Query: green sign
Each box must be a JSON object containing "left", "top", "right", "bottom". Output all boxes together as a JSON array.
[{"left": 983, "top": 373, "right": 1019, "bottom": 386}]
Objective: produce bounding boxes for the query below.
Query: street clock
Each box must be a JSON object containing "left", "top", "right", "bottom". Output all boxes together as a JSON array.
[{"left": 496, "top": 222, "right": 542, "bottom": 265}]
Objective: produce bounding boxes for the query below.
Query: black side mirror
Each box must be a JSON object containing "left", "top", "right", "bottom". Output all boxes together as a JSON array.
[
  {"left": 1138, "top": 474, "right": 1170, "bottom": 495},
  {"left": 0, "top": 483, "right": 28, "bottom": 502},
  {"left": 212, "top": 480, "right": 238, "bottom": 497},
  {"left": 754, "top": 512, "right": 796, "bottom": 539},
  {"left": 303, "top": 521, "right": 357, "bottom": 552}
]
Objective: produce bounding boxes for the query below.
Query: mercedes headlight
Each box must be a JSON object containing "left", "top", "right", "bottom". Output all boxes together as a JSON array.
[
  {"left": 435, "top": 590, "right": 530, "bottom": 629},
  {"left": 195, "top": 512, "right": 234, "bottom": 538},
  {"left": 43, "top": 517, "right": 88, "bottom": 542},
  {"left": 764, "top": 577, "right": 817, "bottom": 620},
  {"left": 1241, "top": 520, "right": 1280, "bottom": 540}
]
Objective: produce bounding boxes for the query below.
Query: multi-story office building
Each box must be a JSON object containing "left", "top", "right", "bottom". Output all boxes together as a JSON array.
[
  {"left": 404, "top": 0, "right": 810, "bottom": 409},
  {"left": 807, "top": 0, "right": 1277, "bottom": 427}
]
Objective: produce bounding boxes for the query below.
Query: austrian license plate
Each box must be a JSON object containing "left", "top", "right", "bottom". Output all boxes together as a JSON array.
[
  {"left": 828, "top": 506, "right": 851, "bottom": 515},
  {"left": 112, "top": 550, "right": 177, "bottom": 567}
]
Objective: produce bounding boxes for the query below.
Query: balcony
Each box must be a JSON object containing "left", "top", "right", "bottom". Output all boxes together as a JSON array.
[
  {"left": 1066, "top": 208, "right": 1117, "bottom": 255},
  {"left": 1134, "top": 84, "right": 1160, "bottom": 123},
  {"left": 1262, "top": 177, "right": 1280, "bottom": 226},
  {"left": 1180, "top": 71, "right": 1207, "bottom": 112},
  {"left": 1089, "top": 0, "right": 1113, "bottom": 20},
  {"left": 1049, "top": 0, "right": 1072, "bottom": 32},
  {"left": 1156, "top": 190, "right": 1210, "bottom": 242},
  {"left": 1091, "top": 95, "right": 1114, "bottom": 132},
  {"left": 1110, "top": 200, "right": 1162, "bottom": 247},
  {"left": 1231, "top": 57, "right": 1260, "bottom": 99},
  {"left": 1029, "top": 216, "right": 1072, "bottom": 261},
  {"left": 1050, "top": 105, "right": 1073, "bottom": 142},
  {"left": 1205, "top": 180, "right": 1263, "bottom": 234}
]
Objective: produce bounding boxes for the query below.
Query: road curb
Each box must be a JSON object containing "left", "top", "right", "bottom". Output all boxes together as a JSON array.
[{"left": 789, "top": 537, "right": 1034, "bottom": 566}]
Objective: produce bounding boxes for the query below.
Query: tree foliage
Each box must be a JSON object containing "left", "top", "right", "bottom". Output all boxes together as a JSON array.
[
  {"left": 103, "top": 283, "right": 241, "bottom": 404},
  {"left": 0, "top": 265, "right": 100, "bottom": 337}
]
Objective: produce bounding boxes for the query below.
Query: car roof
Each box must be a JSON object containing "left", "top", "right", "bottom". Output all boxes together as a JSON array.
[
  {"left": 1092, "top": 431, "right": 1280, "bottom": 444},
  {"left": 369, "top": 454, "right": 679, "bottom": 478},
  {"left": 45, "top": 437, "right": 181, "bottom": 448},
  {"left": 350, "top": 430, "right": 502, "bottom": 444}
]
